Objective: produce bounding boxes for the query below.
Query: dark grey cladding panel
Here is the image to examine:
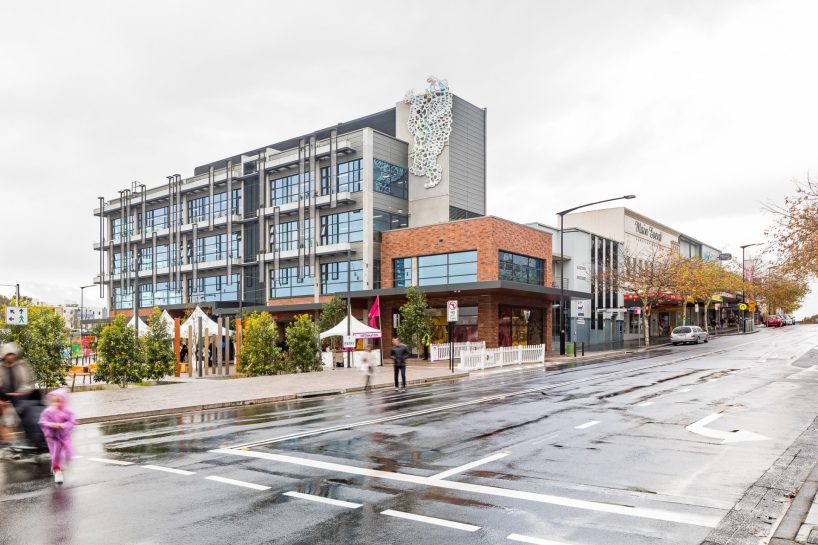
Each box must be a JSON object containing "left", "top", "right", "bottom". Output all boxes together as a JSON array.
[
  {"left": 193, "top": 108, "right": 396, "bottom": 176},
  {"left": 449, "top": 95, "right": 486, "bottom": 216}
]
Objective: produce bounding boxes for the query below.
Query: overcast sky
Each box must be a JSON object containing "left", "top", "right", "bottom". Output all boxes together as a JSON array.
[{"left": 2, "top": 0, "right": 816, "bottom": 315}]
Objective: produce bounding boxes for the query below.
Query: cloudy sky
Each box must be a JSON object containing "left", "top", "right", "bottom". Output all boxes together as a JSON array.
[{"left": 1, "top": 0, "right": 816, "bottom": 315}]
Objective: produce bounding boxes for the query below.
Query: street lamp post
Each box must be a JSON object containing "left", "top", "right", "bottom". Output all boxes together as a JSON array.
[
  {"left": 79, "top": 284, "right": 95, "bottom": 365},
  {"left": 739, "top": 243, "right": 763, "bottom": 333},
  {"left": 346, "top": 247, "right": 352, "bottom": 368},
  {"left": 0, "top": 283, "right": 20, "bottom": 306},
  {"left": 557, "top": 195, "right": 636, "bottom": 355}
]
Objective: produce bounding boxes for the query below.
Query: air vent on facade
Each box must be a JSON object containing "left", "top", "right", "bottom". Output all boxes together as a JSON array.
[{"left": 243, "top": 162, "right": 257, "bottom": 175}]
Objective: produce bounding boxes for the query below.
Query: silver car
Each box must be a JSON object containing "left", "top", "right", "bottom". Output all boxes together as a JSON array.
[{"left": 671, "top": 326, "right": 709, "bottom": 345}]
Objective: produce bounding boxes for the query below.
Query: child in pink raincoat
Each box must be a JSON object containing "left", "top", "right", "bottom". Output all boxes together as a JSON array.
[{"left": 38, "top": 388, "right": 76, "bottom": 484}]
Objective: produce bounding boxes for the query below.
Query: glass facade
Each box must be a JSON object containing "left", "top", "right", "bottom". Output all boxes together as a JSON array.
[
  {"left": 143, "top": 207, "right": 168, "bottom": 233},
  {"left": 271, "top": 173, "right": 312, "bottom": 206},
  {"left": 271, "top": 219, "right": 313, "bottom": 252},
  {"left": 270, "top": 266, "right": 314, "bottom": 298},
  {"left": 373, "top": 209, "right": 408, "bottom": 241},
  {"left": 187, "top": 273, "right": 240, "bottom": 303},
  {"left": 136, "top": 282, "right": 183, "bottom": 308},
  {"left": 112, "top": 252, "right": 132, "bottom": 274},
  {"left": 112, "top": 287, "right": 132, "bottom": 309},
  {"left": 320, "top": 210, "right": 363, "bottom": 245},
  {"left": 499, "top": 251, "right": 544, "bottom": 285},
  {"left": 393, "top": 257, "right": 412, "bottom": 287},
  {"left": 194, "top": 233, "right": 241, "bottom": 263},
  {"left": 417, "top": 251, "right": 477, "bottom": 286},
  {"left": 321, "top": 159, "right": 362, "bottom": 195},
  {"left": 112, "top": 216, "right": 134, "bottom": 240},
  {"left": 188, "top": 195, "right": 210, "bottom": 223},
  {"left": 499, "top": 305, "right": 544, "bottom": 347},
  {"left": 212, "top": 189, "right": 242, "bottom": 218},
  {"left": 321, "top": 260, "right": 363, "bottom": 294},
  {"left": 373, "top": 159, "right": 408, "bottom": 199}
]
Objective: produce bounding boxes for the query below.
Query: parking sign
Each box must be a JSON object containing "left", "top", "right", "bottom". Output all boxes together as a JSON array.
[{"left": 447, "top": 300, "right": 458, "bottom": 322}]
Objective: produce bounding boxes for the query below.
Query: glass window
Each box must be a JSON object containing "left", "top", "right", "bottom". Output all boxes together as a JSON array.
[
  {"left": 113, "top": 287, "right": 133, "bottom": 309},
  {"left": 271, "top": 219, "right": 313, "bottom": 252},
  {"left": 498, "top": 305, "right": 544, "bottom": 347},
  {"left": 320, "top": 159, "right": 362, "bottom": 195},
  {"left": 320, "top": 210, "right": 363, "bottom": 245},
  {"left": 211, "top": 192, "right": 228, "bottom": 219},
  {"left": 112, "top": 216, "right": 134, "bottom": 240},
  {"left": 188, "top": 195, "right": 210, "bottom": 223},
  {"left": 143, "top": 207, "right": 168, "bottom": 233},
  {"left": 499, "top": 251, "right": 544, "bottom": 285},
  {"left": 393, "top": 257, "right": 412, "bottom": 287},
  {"left": 230, "top": 188, "right": 242, "bottom": 215},
  {"left": 112, "top": 252, "right": 133, "bottom": 274},
  {"left": 418, "top": 251, "right": 477, "bottom": 286},
  {"left": 321, "top": 260, "right": 363, "bottom": 294},
  {"left": 153, "top": 281, "right": 181, "bottom": 306},
  {"left": 271, "top": 173, "right": 311, "bottom": 206},
  {"left": 139, "top": 247, "right": 152, "bottom": 271},
  {"left": 271, "top": 266, "right": 315, "bottom": 298},
  {"left": 195, "top": 233, "right": 241, "bottom": 263},
  {"left": 373, "top": 159, "right": 408, "bottom": 199},
  {"left": 373, "top": 209, "right": 408, "bottom": 241},
  {"left": 155, "top": 244, "right": 169, "bottom": 269},
  {"left": 187, "top": 274, "right": 240, "bottom": 303},
  {"left": 139, "top": 283, "right": 154, "bottom": 308}
]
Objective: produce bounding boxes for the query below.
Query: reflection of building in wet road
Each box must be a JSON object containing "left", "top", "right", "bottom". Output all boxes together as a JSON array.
[{"left": 3, "top": 327, "right": 818, "bottom": 544}]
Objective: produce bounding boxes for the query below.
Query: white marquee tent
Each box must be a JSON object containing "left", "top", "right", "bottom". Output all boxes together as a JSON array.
[
  {"left": 126, "top": 315, "right": 149, "bottom": 336},
  {"left": 319, "top": 315, "right": 382, "bottom": 340}
]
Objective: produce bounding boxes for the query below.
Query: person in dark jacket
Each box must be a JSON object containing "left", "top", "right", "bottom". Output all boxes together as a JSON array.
[{"left": 389, "top": 337, "right": 411, "bottom": 391}]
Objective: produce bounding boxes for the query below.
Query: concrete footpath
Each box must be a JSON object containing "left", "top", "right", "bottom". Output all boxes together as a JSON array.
[{"left": 70, "top": 348, "right": 635, "bottom": 424}]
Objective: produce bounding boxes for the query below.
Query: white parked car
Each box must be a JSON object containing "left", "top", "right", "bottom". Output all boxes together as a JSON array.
[{"left": 671, "top": 326, "right": 709, "bottom": 345}]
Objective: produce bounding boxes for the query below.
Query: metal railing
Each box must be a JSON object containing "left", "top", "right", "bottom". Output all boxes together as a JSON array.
[
  {"left": 430, "top": 341, "right": 486, "bottom": 362},
  {"left": 458, "top": 344, "right": 546, "bottom": 370}
]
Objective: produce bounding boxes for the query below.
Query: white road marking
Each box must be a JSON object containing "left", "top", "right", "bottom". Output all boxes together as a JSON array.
[
  {"left": 283, "top": 491, "right": 361, "bottom": 508},
  {"left": 530, "top": 432, "right": 560, "bottom": 445},
  {"left": 88, "top": 457, "right": 134, "bottom": 466},
  {"left": 74, "top": 455, "right": 83, "bottom": 459},
  {"left": 229, "top": 339, "right": 766, "bottom": 450},
  {"left": 381, "top": 509, "right": 480, "bottom": 532},
  {"left": 143, "top": 465, "right": 195, "bottom": 476},
  {"left": 574, "top": 420, "right": 599, "bottom": 430},
  {"left": 678, "top": 388, "right": 692, "bottom": 393},
  {"left": 637, "top": 401, "right": 655, "bottom": 407},
  {"left": 212, "top": 448, "right": 721, "bottom": 527},
  {"left": 205, "top": 475, "right": 271, "bottom": 491},
  {"left": 685, "top": 413, "right": 770, "bottom": 444},
  {"left": 508, "top": 534, "right": 572, "bottom": 545},
  {"left": 430, "top": 451, "right": 511, "bottom": 480}
]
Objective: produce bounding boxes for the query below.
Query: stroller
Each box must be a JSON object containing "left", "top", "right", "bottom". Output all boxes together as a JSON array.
[{"left": 4, "top": 390, "right": 49, "bottom": 462}]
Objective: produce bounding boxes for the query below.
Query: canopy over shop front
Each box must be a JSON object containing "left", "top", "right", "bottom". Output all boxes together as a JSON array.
[{"left": 319, "top": 316, "right": 382, "bottom": 340}]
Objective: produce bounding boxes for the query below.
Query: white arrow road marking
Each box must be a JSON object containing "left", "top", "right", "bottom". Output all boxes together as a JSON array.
[{"left": 685, "top": 413, "right": 770, "bottom": 444}]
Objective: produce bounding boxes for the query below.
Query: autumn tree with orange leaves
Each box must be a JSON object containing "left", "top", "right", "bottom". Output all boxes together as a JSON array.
[{"left": 671, "top": 258, "right": 742, "bottom": 333}]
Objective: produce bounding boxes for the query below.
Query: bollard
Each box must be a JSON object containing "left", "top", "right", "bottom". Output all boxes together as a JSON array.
[
  {"left": 574, "top": 343, "right": 577, "bottom": 358},
  {"left": 581, "top": 342, "right": 585, "bottom": 357}
]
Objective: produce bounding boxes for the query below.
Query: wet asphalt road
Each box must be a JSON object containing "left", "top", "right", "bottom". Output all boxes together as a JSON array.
[{"left": 3, "top": 326, "right": 818, "bottom": 545}]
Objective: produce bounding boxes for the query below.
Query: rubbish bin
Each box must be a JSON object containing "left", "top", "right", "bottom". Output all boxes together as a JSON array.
[{"left": 566, "top": 342, "right": 575, "bottom": 356}]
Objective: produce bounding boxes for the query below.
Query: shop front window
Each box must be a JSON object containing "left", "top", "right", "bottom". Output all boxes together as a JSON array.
[
  {"left": 429, "top": 306, "right": 478, "bottom": 345},
  {"left": 498, "top": 305, "right": 544, "bottom": 347}
]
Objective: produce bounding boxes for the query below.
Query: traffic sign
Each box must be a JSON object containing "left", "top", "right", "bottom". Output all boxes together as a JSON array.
[
  {"left": 447, "top": 300, "right": 458, "bottom": 322},
  {"left": 739, "top": 303, "right": 748, "bottom": 311},
  {"left": 342, "top": 335, "right": 356, "bottom": 349},
  {"left": 576, "top": 318, "right": 586, "bottom": 325},
  {"left": 718, "top": 253, "right": 732, "bottom": 261},
  {"left": 748, "top": 303, "right": 756, "bottom": 312},
  {"left": 5, "top": 306, "right": 27, "bottom": 325}
]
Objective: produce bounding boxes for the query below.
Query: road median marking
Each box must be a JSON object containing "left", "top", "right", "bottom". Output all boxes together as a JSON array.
[
  {"left": 205, "top": 475, "right": 270, "bottom": 491},
  {"left": 429, "top": 451, "right": 511, "bottom": 480},
  {"left": 211, "top": 448, "right": 722, "bottom": 527},
  {"left": 381, "top": 509, "right": 480, "bottom": 532},
  {"left": 283, "top": 491, "right": 361, "bottom": 508}
]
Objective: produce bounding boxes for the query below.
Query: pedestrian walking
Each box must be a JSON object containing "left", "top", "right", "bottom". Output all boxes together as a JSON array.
[
  {"left": 358, "top": 345, "right": 375, "bottom": 392},
  {"left": 38, "top": 388, "right": 76, "bottom": 485},
  {"left": 390, "top": 337, "right": 411, "bottom": 391}
]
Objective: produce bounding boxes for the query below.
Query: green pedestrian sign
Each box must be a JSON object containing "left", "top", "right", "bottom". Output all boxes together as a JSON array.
[{"left": 5, "top": 306, "right": 28, "bottom": 325}]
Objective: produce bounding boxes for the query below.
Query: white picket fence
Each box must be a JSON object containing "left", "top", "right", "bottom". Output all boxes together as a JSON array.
[
  {"left": 458, "top": 344, "right": 546, "bottom": 370},
  {"left": 430, "top": 341, "right": 487, "bottom": 362}
]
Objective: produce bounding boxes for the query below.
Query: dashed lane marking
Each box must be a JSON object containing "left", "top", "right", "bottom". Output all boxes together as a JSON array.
[
  {"left": 531, "top": 432, "right": 560, "bottom": 445},
  {"left": 87, "top": 457, "right": 134, "bottom": 466},
  {"left": 637, "top": 401, "right": 655, "bottom": 407},
  {"left": 381, "top": 509, "right": 481, "bottom": 532},
  {"left": 677, "top": 388, "right": 692, "bottom": 393},
  {"left": 574, "top": 420, "right": 600, "bottom": 430},
  {"left": 205, "top": 475, "right": 270, "bottom": 491},
  {"left": 429, "top": 451, "right": 511, "bottom": 480},
  {"left": 143, "top": 465, "right": 195, "bottom": 476},
  {"left": 212, "top": 448, "right": 722, "bottom": 527},
  {"left": 508, "top": 534, "right": 573, "bottom": 545},
  {"left": 283, "top": 491, "right": 362, "bottom": 508}
]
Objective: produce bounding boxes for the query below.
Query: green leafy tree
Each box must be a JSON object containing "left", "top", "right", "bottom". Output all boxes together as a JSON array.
[
  {"left": 397, "top": 286, "right": 432, "bottom": 354},
  {"left": 239, "top": 312, "right": 284, "bottom": 376},
  {"left": 142, "top": 307, "right": 175, "bottom": 381},
  {"left": 0, "top": 304, "right": 71, "bottom": 388},
  {"left": 317, "top": 296, "right": 347, "bottom": 336},
  {"left": 95, "top": 314, "right": 145, "bottom": 387},
  {"left": 286, "top": 314, "right": 321, "bottom": 373}
]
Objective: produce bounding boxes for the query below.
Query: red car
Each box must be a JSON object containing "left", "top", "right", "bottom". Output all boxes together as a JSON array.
[{"left": 765, "top": 315, "right": 783, "bottom": 327}]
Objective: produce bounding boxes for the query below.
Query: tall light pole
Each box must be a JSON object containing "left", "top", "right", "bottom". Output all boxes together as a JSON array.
[
  {"left": 79, "top": 284, "right": 95, "bottom": 365},
  {"left": 0, "top": 283, "right": 20, "bottom": 305},
  {"left": 740, "top": 242, "right": 763, "bottom": 332},
  {"left": 557, "top": 195, "right": 636, "bottom": 355}
]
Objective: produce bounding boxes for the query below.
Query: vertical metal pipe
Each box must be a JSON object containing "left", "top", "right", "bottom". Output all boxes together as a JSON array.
[
  {"left": 98, "top": 196, "right": 105, "bottom": 298},
  {"left": 227, "top": 160, "right": 233, "bottom": 284},
  {"left": 140, "top": 184, "right": 146, "bottom": 244},
  {"left": 208, "top": 165, "right": 214, "bottom": 231}
]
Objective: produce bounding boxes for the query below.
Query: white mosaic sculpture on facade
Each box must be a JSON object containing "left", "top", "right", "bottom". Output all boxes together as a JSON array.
[{"left": 404, "top": 76, "right": 453, "bottom": 189}]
